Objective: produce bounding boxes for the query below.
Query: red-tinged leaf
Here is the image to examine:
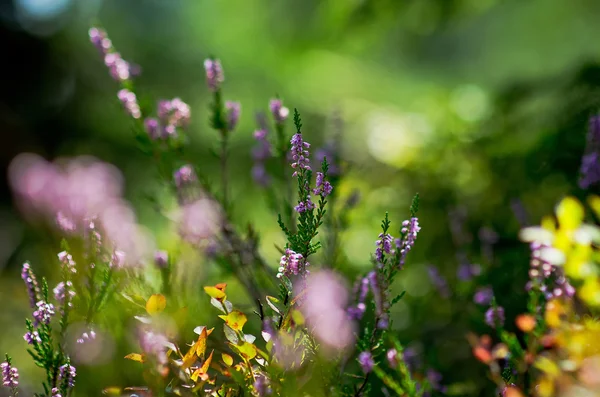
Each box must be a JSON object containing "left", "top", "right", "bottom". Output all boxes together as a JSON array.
[
  {"left": 218, "top": 310, "right": 247, "bottom": 331},
  {"left": 196, "top": 327, "right": 208, "bottom": 358},
  {"left": 204, "top": 286, "right": 226, "bottom": 300},
  {"left": 146, "top": 294, "right": 167, "bottom": 315},
  {"left": 124, "top": 353, "right": 145, "bottom": 363},
  {"left": 191, "top": 351, "right": 213, "bottom": 382},
  {"left": 232, "top": 342, "right": 257, "bottom": 360}
]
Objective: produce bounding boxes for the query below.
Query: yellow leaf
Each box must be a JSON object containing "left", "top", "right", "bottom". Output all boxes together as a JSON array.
[
  {"left": 124, "top": 353, "right": 145, "bottom": 363},
  {"left": 204, "top": 286, "right": 226, "bottom": 300},
  {"left": 196, "top": 327, "right": 208, "bottom": 358},
  {"left": 221, "top": 353, "right": 233, "bottom": 366},
  {"left": 146, "top": 294, "right": 167, "bottom": 315},
  {"left": 218, "top": 310, "right": 247, "bottom": 332},
  {"left": 534, "top": 356, "right": 560, "bottom": 377},
  {"left": 182, "top": 342, "right": 197, "bottom": 369},
  {"left": 291, "top": 309, "right": 305, "bottom": 325},
  {"left": 233, "top": 342, "right": 257, "bottom": 360},
  {"left": 556, "top": 196, "right": 584, "bottom": 231},
  {"left": 191, "top": 350, "right": 213, "bottom": 382}
]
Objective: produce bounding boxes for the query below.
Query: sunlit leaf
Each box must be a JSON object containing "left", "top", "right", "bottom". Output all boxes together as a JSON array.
[
  {"left": 125, "top": 353, "right": 145, "bottom": 363},
  {"left": 204, "top": 286, "right": 226, "bottom": 300},
  {"left": 191, "top": 350, "right": 213, "bottom": 382},
  {"left": 232, "top": 341, "right": 257, "bottom": 360},
  {"left": 146, "top": 294, "right": 167, "bottom": 315},
  {"left": 218, "top": 310, "right": 247, "bottom": 331},
  {"left": 266, "top": 295, "right": 281, "bottom": 314},
  {"left": 102, "top": 387, "right": 122, "bottom": 396},
  {"left": 196, "top": 327, "right": 208, "bottom": 358},
  {"left": 221, "top": 353, "right": 233, "bottom": 366}
]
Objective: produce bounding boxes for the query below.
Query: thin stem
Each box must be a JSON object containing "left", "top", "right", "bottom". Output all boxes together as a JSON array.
[{"left": 220, "top": 128, "right": 229, "bottom": 211}]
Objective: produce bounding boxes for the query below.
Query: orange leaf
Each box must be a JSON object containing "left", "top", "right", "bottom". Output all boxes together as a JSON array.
[
  {"left": 191, "top": 351, "right": 213, "bottom": 382},
  {"left": 196, "top": 327, "right": 208, "bottom": 358},
  {"left": 146, "top": 294, "right": 167, "bottom": 315},
  {"left": 214, "top": 283, "right": 227, "bottom": 292},
  {"left": 124, "top": 353, "right": 145, "bottom": 363},
  {"left": 218, "top": 310, "right": 247, "bottom": 332}
]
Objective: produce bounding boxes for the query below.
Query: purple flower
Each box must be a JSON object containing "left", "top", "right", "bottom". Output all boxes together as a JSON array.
[
  {"left": 269, "top": 99, "right": 289, "bottom": 124},
  {"left": 312, "top": 172, "right": 333, "bottom": 197},
  {"left": 387, "top": 349, "right": 398, "bottom": 368},
  {"left": 347, "top": 276, "right": 369, "bottom": 320},
  {"left": 23, "top": 331, "right": 41, "bottom": 345},
  {"left": 117, "top": 89, "right": 141, "bottom": 119},
  {"left": 473, "top": 286, "right": 494, "bottom": 306},
  {"left": 33, "top": 300, "right": 55, "bottom": 326},
  {"left": 277, "top": 249, "right": 307, "bottom": 278},
  {"left": 226, "top": 101, "right": 241, "bottom": 131},
  {"left": 1, "top": 361, "right": 19, "bottom": 388},
  {"left": 427, "top": 266, "right": 450, "bottom": 298},
  {"left": 89, "top": 27, "right": 112, "bottom": 56},
  {"left": 144, "top": 118, "right": 160, "bottom": 140},
  {"left": 253, "top": 373, "right": 272, "bottom": 396},
  {"left": 59, "top": 363, "right": 76, "bottom": 388},
  {"left": 511, "top": 198, "right": 530, "bottom": 227},
  {"left": 76, "top": 329, "right": 97, "bottom": 344},
  {"left": 139, "top": 330, "right": 168, "bottom": 366},
  {"left": 174, "top": 165, "right": 197, "bottom": 188},
  {"left": 395, "top": 217, "right": 421, "bottom": 268},
  {"left": 154, "top": 250, "right": 168, "bottom": 269},
  {"left": 51, "top": 387, "right": 62, "bottom": 397},
  {"left": 358, "top": 351, "right": 374, "bottom": 374},
  {"left": 290, "top": 133, "right": 311, "bottom": 177},
  {"left": 104, "top": 52, "right": 132, "bottom": 82},
  {"left": 53, "top": 281, "right": 75, "bottom": 309},
  {"left": 485, "top": 306, "right": 505, "bottom": 328},
  {"left": 457, "top": 263, "right": 481, "bottom": 281},
  {"left": 375, "top": 233, "right": 394, "bottom": 262},
  {"left": 57, "top": 251, "right": 77, "bottom": 274},
  {"left": 204, "top": 59, "right": 224, "bottom": 92},
  {"left": 21, "top": 262, "right": 40, "bottom": 308},
  {"left": 294, "top": 196, "right": 315, "bottom": 213}
]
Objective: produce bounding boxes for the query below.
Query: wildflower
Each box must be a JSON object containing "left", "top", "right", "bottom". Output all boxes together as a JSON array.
[
  {"left": 358, "top": 351, "right": 374, "bottom": 373},
  {"left": 485, "top": 306, "right": 505, "bottom": 328},
  {"left": 88, "top": 27, "right": 112, "bottom": 56},
  {"left": 117, "top": 89, "right": 141, "bottom": 119},
  {"left": 473, "top": 286, "right": 494, "bottom": 306},
  {"left": 294, "top": 197, "right": 315, "bottom": 213},
  {"left": 76, "top": 329, "right": 96, "bottom": 344},
  {"left": 154, "top": 250, "right": 168, "bottom": 269},
  {"left": 174, "top": 165, "right": 197, "bottom": 188},
  {"left": 396, "top": 217, "right": 421, "bottom": 268},
  {"left": 204, "top": 58, "right": 224, "bottom": 92},
  {"left": 225, "top": 101, "right": 241, "bottom": 131},
  {"left": 33, "top": 300, "right": 55, "bottom": 326},
  {"left": 269, "top": 99, "right": 289, "bottom": 124},
  {"left": 51, "top": 387, "right": 62, "bottom": 397},
  {"left": 347, "top": 276, "right": 369, "bottom": 320},
  {"left": 386, "top": 348, "right": 398, "bottom": 368},
  {"left": 253, "top": 373, "right": 272, "bottom": 396},
  {"left": 53, "top": 281, "right": 75, "bottom": 308},
  {"left": 144, "top": 118, "right": 160, "bottom": 139},
  {"left": 1, "top": 361, "right": 18, "bottom": 388},
  {"left": 21, "top": 262, "right": 40, "bottom": 308},
  {"left": 23, "top": 331, "right": 41, "bottom": 345},
  {"left": 104, "top": 52, "right": 131, "bottom": 82},
  {"left": 139, "top": 330, "right": 168, "bottom": 366},
  {"left": 57, "top": 251, "right": 77, "bottom": 274},
  {"left": 59, "top": 363, "right": 76, "bottom": 388},
  {"left": 375, "top": 233, "right": 394, "bottom": 262},
  {"left": 251, "top": 128, "right": 272, "bottom": 187},
  {"left": 157, "top": 97, "right": 191, "bottom": 134},
  {"left": 290, "top": 133, "right": 311, "bottom": 177},
  {"left": 277, "top": 249, "right": 307, "bottom": 278},
  {"left": 312, "top": 172, "right": 333, "bottom": 197},
  {"left": 314, "top": 143, "right": 340, "bottom": 177},
  {"left": 109, "top": 250, "right": 126, "bottom": 269}
]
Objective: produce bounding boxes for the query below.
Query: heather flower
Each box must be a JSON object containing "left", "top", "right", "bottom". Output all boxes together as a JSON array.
[
  {"left": 139, "top": 330, "right": 168, "bottom": 366},
  {"left": 427, "top": 266, "right": 450, "bottom": 298},
  {"left": 277, "top": 249, "right": 307, "bottom": 278},
  {"left": 457, "top": 263, "right": 481, "bottom": 281},
  {"left": 59, "top": 363, "right": 76, "bottom": 388},
  {"left": 144, "top": 118, "right": 160, "bottom": 139},
  {"left": 53, "top": 281, "right": 75, "bottom": 308},
  {"left": 104, "top": 52, "right": 131, "bottom": 81},
  {"left": 300, "top": 270, "right": 356, "bottom": 351},
  {"left": 375, "top": 233, "right": 394, "bottom": 262},
  {"left": 51, "top": 387, "right": 62, "bottom": 397},
  {"left": 290, "top": 133, "right": 311, "bottom": 177},
  {"left": 33, "top": 300, "right": 55, "bottom": 326},
  {"left": 253, "top": 373, "right": 272, "bottom": 396},
  {"left": 204, "top": 58, "right": 224, "bottom": 92},
  {"left": 23, "top": 331, "right": 41, "bottom": 345},
  {"left": 225, "top": 101, "right": 241, "bottom": 131},
  {"left": 21, "top": 262, "right": 40, "bottom": 308},
  {"left": 117, "top": 89, "right": 141, "bottom": 119},
  {"left": 396, "top": 217, "right": 421, "bottom": 268},
  {"left": 88, "top": 27, "right": 112, "bottom": 56},
  {"left": 312, "top": 172, "right": 333, "bottom": 197},
  {"left": 269, "top": 99, "right": 289, "bottom": 124},
  {"left": 76, "top": 329, "right": 97, "bottom": 344},
  {"left": 485, "top": 306, "right": 505, "bottom": 328},
  {"left": 294, "top": 196, "right": 315, "bottom": 213},
  {"left": 579, "top": 115, "right": 600, "bottom": 189},
  {"left": 58, "top": 251, "right": 77, "bottom": 274},
  {"left": 1, "top": 361, "right": 18, "bottom": 388},
  {"left": 358, "top": 351, "right": 374, "bottom": 374},
  {"left": 474, "top": 286, "right": 494, "bottom": 305},
  {"left": 157, "top": 97, "right": 191, "bottom": 132},
  {"left": 109, "top": 250, "right": 126, "bottom": 269},
  {"left": 347, "top": 276, "right": 369, "bottom": 320},
  {"left": 178, "top": 198, "right": 222, "bottom": 245},
  {"left": 387, "top": 348, "right": 399, "bottom": 368},
  {"left": 154, "top": 250, "right": 168, "bottom": 269},
  {"left": 174, "top": 165, "right": 197, "bottom": 188}
]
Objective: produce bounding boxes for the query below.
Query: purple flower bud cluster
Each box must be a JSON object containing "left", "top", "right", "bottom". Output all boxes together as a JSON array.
[
  {"left": 375, "top": 233, "right": 394, "bottom": 262},
  {"left": 395, "top": 217, "right": 421, "bottom": 268},
  {"left": 427, "top": 266, "right": 450, "bottom": 298},
  {"left": 89, "top": 28, "right": 137, "bottom": 82},
  {"left": 139, "top": 330, "right": 168, "bottom": 366},
  {"left": 117, "top": 89, "right": 141, "bottom": 119},
  {"left": 59, "top": 363, "right": 76, "bottom": 388},
  {"left": 473, "top": 286, "right": 494, "bottom": 306},
  {"left": 76, "top": 329, "right": 96, "bottom": 344},
  {"left": 204, "top": 59, "right": 224, "bottom": 92},
  {"left": 173, "top": 165, "right": 199, "bottom": 205},
  {"left": 33, "top": 300, "right": 55, "bottom": 326},
  {"left": 21, "top": 262, "right": 40, "bottom": 308},
  {"left": 253, "top": 373, "right": 272, "bottom": 396},
  {"left": 252, "top": 128, "right": 272, "bottom": 187},
  {"left": 53, "top": 281, "right": 75, "bottom": 309},
  {"left": 23, "top": 331, "right": 41, "bottom": 345},
  {"left": 269, "top": 99, "right": 289, "bottom": 124},
  {"left": 1, "top": 361, "right": 18, "bottom": 388},
  {"left": 484, "top": 306, "right": 505, "bottom": 328},
  {"left": 347, "top": 277, "right": 369, "bottom": 320},
  {"left": 225, "top": 101, "right": 241, "bottom": 131},
  {"left": 277, "top": 249, "right": 308, "bottom": 278},
  {"left": 358, "top": 351, "right": 374, "bottom": 374},
  {"left": 154, "top": 250, "right": 169, "bottom": 269},
  {"left": 58, "top": 251, "right": 77, "bottom": 274},
  {"left": 145, "top": 98, "right": 191, "bottom": 140},
  {"left": 312, "top": 172, "right": 333, "bottom": 197},
  {"left": 387, "top": 348, "right": 399, "bottom": 368},
  {"left": 526, "top": 242, "right": 575, "bottom": 299},
  {"left": 294, "top": 195, "right": 315, "bottom": 213},
  {"left": 579, "top": 115, "right": 600, "bottom": 189},
  {"left": 51, "top": 387, "right": 62, "bottom": 396},
  {"left": 109, "top": 250, "right": 126, "bottom": 269},
  {"left": 290, "top": 133, "right": 311, "bottom": 177}
]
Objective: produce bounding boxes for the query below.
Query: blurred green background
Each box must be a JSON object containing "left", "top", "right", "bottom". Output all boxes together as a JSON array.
[{"left": 1, "top": 0, "right": 600, "bottom": 395}]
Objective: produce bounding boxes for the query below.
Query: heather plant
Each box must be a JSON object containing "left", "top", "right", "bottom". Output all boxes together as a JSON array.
[{"left": 4, "top": 24, "right": 600, "bottom": 397}]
